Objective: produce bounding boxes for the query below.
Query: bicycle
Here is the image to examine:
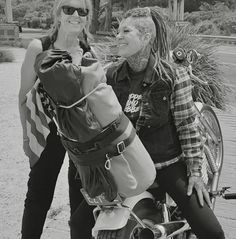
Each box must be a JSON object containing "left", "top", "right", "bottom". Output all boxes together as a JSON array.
[{"left": 80, "top": 48, "right": 236, "bottom": 239}]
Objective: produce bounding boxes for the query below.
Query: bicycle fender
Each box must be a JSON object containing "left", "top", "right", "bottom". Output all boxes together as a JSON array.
[{"left": 92, "top": 191, "right": 154, "bottom": 237}]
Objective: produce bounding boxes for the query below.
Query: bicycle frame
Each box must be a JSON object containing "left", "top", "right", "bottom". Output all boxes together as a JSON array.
[{"left": 194, "top": 103, "right": 219, "bottom": 144}]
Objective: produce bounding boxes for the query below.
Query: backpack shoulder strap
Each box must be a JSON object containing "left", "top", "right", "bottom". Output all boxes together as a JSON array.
[{"left": 38, "top": 35, "right": 52, "bottom": 51}]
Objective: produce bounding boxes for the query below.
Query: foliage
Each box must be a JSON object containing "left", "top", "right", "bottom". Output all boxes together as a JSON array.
[
  {"left": 0, "top": 0, "right": 234, "bottom": 34},
  {"left": 12, "top": 3, "right": 30, "bottom": 22},
  {"left": 185, "top": 0, "right": 236, "bottom": 12},
  {"left": 168, "top": 25, "right": 229, "bottom": 109},
  {"left": 185, "top": 2, "right": 236, "bottom": 35},
  {"left": 0, "top": 49, "right": 15, "bottom": 63}
]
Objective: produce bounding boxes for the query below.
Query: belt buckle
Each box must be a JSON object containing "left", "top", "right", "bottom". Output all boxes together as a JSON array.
[{"left": 117, "top": 141, "right": 125, "bottom": 154}]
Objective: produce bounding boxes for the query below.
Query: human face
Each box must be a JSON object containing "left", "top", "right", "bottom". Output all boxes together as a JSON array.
[
  {"left": 116, "top": 17, "right": 149, "bottom": 58},
  {"left": 59, "top": 0, "right": 88, "bottom": 34}
]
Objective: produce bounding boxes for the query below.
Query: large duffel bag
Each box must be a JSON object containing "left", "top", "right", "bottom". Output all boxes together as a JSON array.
[{"left": 62, "top": 113, "right": 156, "bottom": 201}]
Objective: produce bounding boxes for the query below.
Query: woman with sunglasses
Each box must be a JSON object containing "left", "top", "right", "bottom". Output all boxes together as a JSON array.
[
  {"left": 105, "top": 7, "right": 225, "bottom": 239},
  {"left": 18, "top": 0, "right": 95, "bottom": 238}
]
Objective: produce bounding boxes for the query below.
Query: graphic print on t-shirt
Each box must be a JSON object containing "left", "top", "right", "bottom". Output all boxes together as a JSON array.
[{"left": 124, "top": 93, "right": 142, "bottom": 114}]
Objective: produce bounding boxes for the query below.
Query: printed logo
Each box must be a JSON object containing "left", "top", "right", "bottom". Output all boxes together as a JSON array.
[{"left": 124, "top": 93, "right": 142, "bottom": 113}]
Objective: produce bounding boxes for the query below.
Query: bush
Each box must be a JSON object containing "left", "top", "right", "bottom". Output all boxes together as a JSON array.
[
  {"left": 31, "top": 17, "right": 41, "bottom": 28},
  {"left": 197, "top": 20, "right": 220, "bottom": 35},
  {"left": 169, "top": 25, "right": 229, "bottom": 109},
  {"left": 0, "top": 49, "right": 15, "bottom": 63}
]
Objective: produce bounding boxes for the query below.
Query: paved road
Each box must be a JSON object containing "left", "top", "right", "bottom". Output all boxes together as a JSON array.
[
  {"left": 213, "top": 106, "right": 236, "bottom": 239},
  {"left": 216, "top": 45, "right": 236, "bottom": 103}
]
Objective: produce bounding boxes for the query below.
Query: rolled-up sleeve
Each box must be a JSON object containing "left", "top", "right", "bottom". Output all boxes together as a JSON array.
[{"left": 171, "top": 66, "right": 203, "bottom": 175}]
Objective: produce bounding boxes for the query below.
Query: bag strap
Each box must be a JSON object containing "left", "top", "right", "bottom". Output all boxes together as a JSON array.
[
  {"left": 39, "top": 35, "right": 52, "bottom": 51},
  {"left": 68, "top": 126, "right": 136, "bottom": 167},
  {"left": 57, "top": 85, "right": 100, "bottom": 109}
]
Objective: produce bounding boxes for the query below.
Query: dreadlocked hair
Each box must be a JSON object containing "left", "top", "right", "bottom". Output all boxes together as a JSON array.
[
  {"left": 149, "top": 7, "right": 175, "bottom": 88},
  {"left": 124, "top": 7, "right": 175, "bottom": 88}
]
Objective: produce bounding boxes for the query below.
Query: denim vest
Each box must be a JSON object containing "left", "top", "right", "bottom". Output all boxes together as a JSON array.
[{"left": 106, "top": 55, "right": 182, "bottom": 163}]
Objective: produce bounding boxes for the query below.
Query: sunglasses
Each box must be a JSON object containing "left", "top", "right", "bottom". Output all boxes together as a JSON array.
[{"left": 62, "top": 6, "right": 89, "bottom": 17}]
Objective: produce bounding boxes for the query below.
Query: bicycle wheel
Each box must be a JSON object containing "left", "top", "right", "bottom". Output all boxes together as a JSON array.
[{"left": 199, "top": 105, "right": 224, "bottom": 188}]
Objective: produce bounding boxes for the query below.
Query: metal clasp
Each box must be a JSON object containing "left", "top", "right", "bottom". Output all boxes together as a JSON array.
[
  {"left": 117, "top": 141, "right": 125, "bottom": 154},
  {"left": 105, "top": 154, "right": 111, "bottom": 170}
]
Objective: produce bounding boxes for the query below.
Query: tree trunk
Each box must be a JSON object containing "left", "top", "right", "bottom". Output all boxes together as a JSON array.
[
  {"left": 5, "top": 0, "right": 13, "bottom": 22},
  {"left": 90, "top": 0, "right": 100, "bottom": 34},
  {"left": 123, "top": 0, "right": 128, "bottom": 11},
  {"left": 104, "top": 0, "right": 112, "bottom": 31},
  {"left": 127, "top": 0, "right": 139, "bottom": 10}
]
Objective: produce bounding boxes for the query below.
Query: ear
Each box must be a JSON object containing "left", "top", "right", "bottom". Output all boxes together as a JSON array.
[{"left": 142, "top": 33, "right": 152, "bottom": 45}]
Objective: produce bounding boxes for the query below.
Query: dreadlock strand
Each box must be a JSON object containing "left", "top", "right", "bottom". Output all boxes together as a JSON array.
[{"left": 149, "top": 7, "right": 169, "bottom": 60}]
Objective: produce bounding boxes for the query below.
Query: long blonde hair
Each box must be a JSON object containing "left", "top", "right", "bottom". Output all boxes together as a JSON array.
[{"left": 49, "top": 0, "right": 93, "bottom": 44}]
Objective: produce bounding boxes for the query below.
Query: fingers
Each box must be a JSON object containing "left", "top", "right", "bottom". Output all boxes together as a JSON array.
[
  {"left": 187, "top": 178, "right": 194, "bottom": 196},
  {"left": 196, "top": 188, "right": 204, "bottom": 207},
  {"left": 188, "top": 178, "right": 205, "bottom": 207},
  {"left": 203, "top": 187, "right": 212, "bottom": 208},
  {"left": 188, "top": 176, "right": 212, "bottom": 208}
]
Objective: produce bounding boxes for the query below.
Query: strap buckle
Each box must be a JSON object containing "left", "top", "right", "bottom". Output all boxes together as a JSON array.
[{"left": 117, "top": 141, "right": 125, "bottom": 154}]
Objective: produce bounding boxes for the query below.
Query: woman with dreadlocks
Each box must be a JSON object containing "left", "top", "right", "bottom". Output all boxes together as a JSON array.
[{"left": 106, "top": 7, "right": 225, "bottom": 239}]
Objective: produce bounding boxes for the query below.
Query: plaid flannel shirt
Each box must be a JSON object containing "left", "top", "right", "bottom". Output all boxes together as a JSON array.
[{"left": 153, "top": 67, "right": 203, "bottom": 175}]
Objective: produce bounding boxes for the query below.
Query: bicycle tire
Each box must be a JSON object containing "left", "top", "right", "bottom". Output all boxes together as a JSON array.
[
  {"left": 97, "top": 198, "right": 161, "bottom": 239},
  {"left": 199, "top": 105, "right": 224, "bottom": 187}
]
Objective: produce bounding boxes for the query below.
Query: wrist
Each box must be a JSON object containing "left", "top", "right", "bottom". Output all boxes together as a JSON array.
[{"left": 189, "top": 170, "right": 202, "bottom": 177}]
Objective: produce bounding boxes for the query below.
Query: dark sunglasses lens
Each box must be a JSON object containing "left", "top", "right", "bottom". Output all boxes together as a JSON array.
[
  {"left": 62, "top": 6, "right": 89, "bottom": 16},
  {"left": 62, "top": 6, "right": 75, "bottom": 15},
  {"left": 77, "top": 8, "right": 89, "bottom": 16}
]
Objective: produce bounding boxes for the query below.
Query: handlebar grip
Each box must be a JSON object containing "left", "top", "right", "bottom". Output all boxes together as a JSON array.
[{"left": 224, "top": 193, "right": 236, "bottom": 199}]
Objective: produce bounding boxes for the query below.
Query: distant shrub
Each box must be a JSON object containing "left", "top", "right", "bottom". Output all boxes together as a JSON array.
[
  {"left": 197, "top": 20, "right": 220, "bottom": 35},
  {"left": 0, "top": 50, "right": 15, "bottom": 63},
  {"left": 31, "top": 17, "right": 41, "bottom": 29},
  {"left": 185, "top": 4, "right": 236, "bottom": 36}
]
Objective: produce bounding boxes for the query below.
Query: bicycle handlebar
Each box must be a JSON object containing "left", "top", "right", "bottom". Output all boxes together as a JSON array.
[
  {"left": 210, "top": 187, "right": 236, "bottom": 200},
  {"left": 223, "top": 193, "right": 236, "bottom": 200}
]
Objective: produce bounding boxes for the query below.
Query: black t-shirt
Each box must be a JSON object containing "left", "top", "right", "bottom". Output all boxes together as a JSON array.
[{"left": 124, "top": 67, "right": 145, "bottom": 125}]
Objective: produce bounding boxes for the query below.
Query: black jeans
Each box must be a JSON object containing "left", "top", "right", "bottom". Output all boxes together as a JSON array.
[
  {"left": 156, "top": 161, "right": 225, "bottom": 239},
  {"left": 21, "top": 123, "right": 84, "bottom": 239}
]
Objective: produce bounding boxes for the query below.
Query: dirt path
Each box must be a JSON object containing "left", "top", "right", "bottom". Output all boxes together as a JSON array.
[{"left": 0, "top": 47, "right": 69, "bottom": 239}]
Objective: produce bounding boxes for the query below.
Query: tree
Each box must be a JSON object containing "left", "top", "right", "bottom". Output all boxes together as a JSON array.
[
  {"left": 184, "top": 0, "right": 201, "bottom": 12},
  {"left": 104, "top": 0, "right": 112, "bottom": 31},
  {"left": 90, "top": 0, "right": 100, "bottom": 33},
  {"left": 121, "top": 0, "right": 139, "bottom": 11},
  {"left": 13, "top": 3, "right": 29, "bottom": 20}
]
